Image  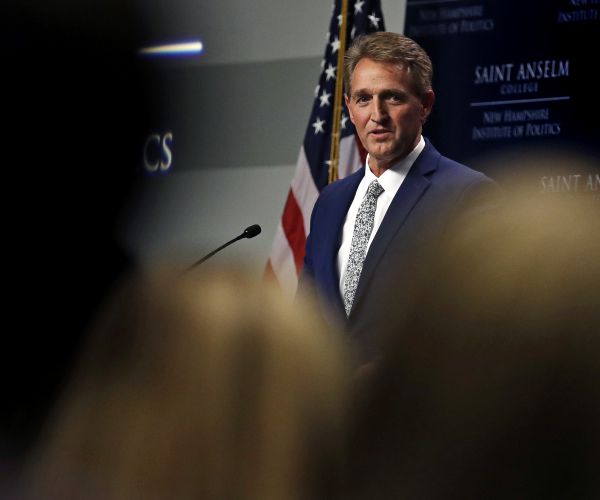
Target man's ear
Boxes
[421,90,436,123]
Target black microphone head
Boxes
[243,224,262,239]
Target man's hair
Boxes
[344,31,433,97]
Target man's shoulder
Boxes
[420,141,501,209]
[433,152,496,188]
[318,168,364,199]
[431,154,503,213]
[422,138,493,183]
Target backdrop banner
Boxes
[405,0,600,198]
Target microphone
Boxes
[185,224,262,271]
[242,224,262,238]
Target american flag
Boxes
[266,0,385,298]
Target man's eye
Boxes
[355,95,370,103]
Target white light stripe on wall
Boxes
[470,96,571,107]
[139,41,203,56]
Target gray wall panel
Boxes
[135,0,406,65]
[147,57,320,170]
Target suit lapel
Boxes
[350,142,440,314]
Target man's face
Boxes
[345,58,434,173]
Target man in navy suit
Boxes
[302,32,500,363]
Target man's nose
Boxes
[370,98,388,122]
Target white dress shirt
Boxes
[337,136,425,296]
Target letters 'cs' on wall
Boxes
[143,132,173,174]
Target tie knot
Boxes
[367,179,384,199]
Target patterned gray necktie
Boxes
[343,179,384,316]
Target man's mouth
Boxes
[369,128,392,138]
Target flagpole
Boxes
[328,0,349,184]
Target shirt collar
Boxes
[364,136,425,193]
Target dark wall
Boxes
[3,0,150,459]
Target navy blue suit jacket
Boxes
[302,138,500,361]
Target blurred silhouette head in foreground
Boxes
[348,169,600,500]
[24,268,350,500]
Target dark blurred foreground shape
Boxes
[20,268,350,500]
[3,0,149,460]
[347,171,600,500]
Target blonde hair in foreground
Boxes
[26,268,349,500]
[348,186,600,500]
